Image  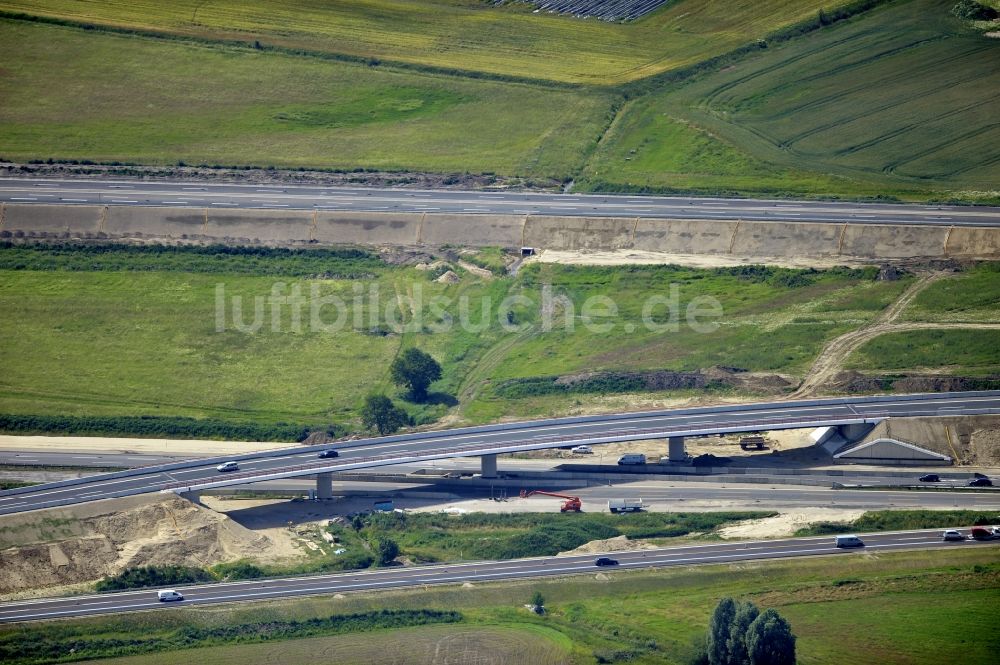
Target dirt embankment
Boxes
[0,495,302,599]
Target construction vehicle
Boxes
[519,489,583,512]
[739,436,767,451]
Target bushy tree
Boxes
[375,537,400,566]
[951,0,999,20]
[707,597,737,665]
[726,600,760,665]
[389,348,442,402]
[746,609,796,665]
[531,590,545,608]
[360,394,408,435]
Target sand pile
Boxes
[0,494,295,598]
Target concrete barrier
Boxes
[206,209,314,244]
[2,204,103,236]
[634,218,738,254]
[5,204,1000,262]
[734,220,843,257]
[105,206,208,239]
[523,215,635,250]
[945,226,1000,258]
[314,211,422,245]
[840,224,949,259]
[420,214,524,247]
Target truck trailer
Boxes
[608,498,644,513]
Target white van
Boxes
[835,535,864,548]
[617,454,646,466]
[157,589,184,602]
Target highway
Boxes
[3,177,1000,226]
[2,391,1000,516]
[0,529,994,623]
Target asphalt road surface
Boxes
[0,530,993,623]
[2,392,999,516]
[2,178,999,226]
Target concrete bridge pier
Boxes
[180,490,201,506]
[480,454,498,479]
[667,436,687,462]
[316,472,334,500]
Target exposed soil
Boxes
[0,494,302,599]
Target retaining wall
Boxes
[3,204,1000,261]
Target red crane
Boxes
[519,489,583,512]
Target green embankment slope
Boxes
[579,0,1000,200]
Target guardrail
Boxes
[160,414,890,492]
[4,391,997,500]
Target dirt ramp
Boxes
[0,494,287,598]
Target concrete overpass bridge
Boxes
[2,391,999,515]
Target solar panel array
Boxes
[513,0,670,21]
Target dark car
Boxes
[918,474,940,482]
[970,527,994,541]
[594,557,619,567]
[973,472,988,479]
[317,449,339,459]
[969,477,993,487]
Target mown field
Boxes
[0,0,839,85]
[0,245,915,431]
[0,18,611,176]
[3,548,998,665]
[579,0,1000,200]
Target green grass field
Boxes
[0,18,611,176]
[902,264,1000,323]
[0,0,995,200]
[3,548,997,665]
[0,0,838,85]
[846,329,1000,375]
[579,0,1000,200]
[0,249,914,431]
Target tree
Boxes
[375,537,399,566]
[951,0,998,20]
[726,600,760,665]
[360,394,408,435]
[531,590,545,608]
[746,609,796,665]
[389,348,442,402]
[707,597,737,665]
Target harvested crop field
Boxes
[580,0,1000,199]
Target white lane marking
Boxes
[0,539,968,620]
[62,198,87,202]
[210,202,237,206]
[110,199,138,203]
[10,197,37,200]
